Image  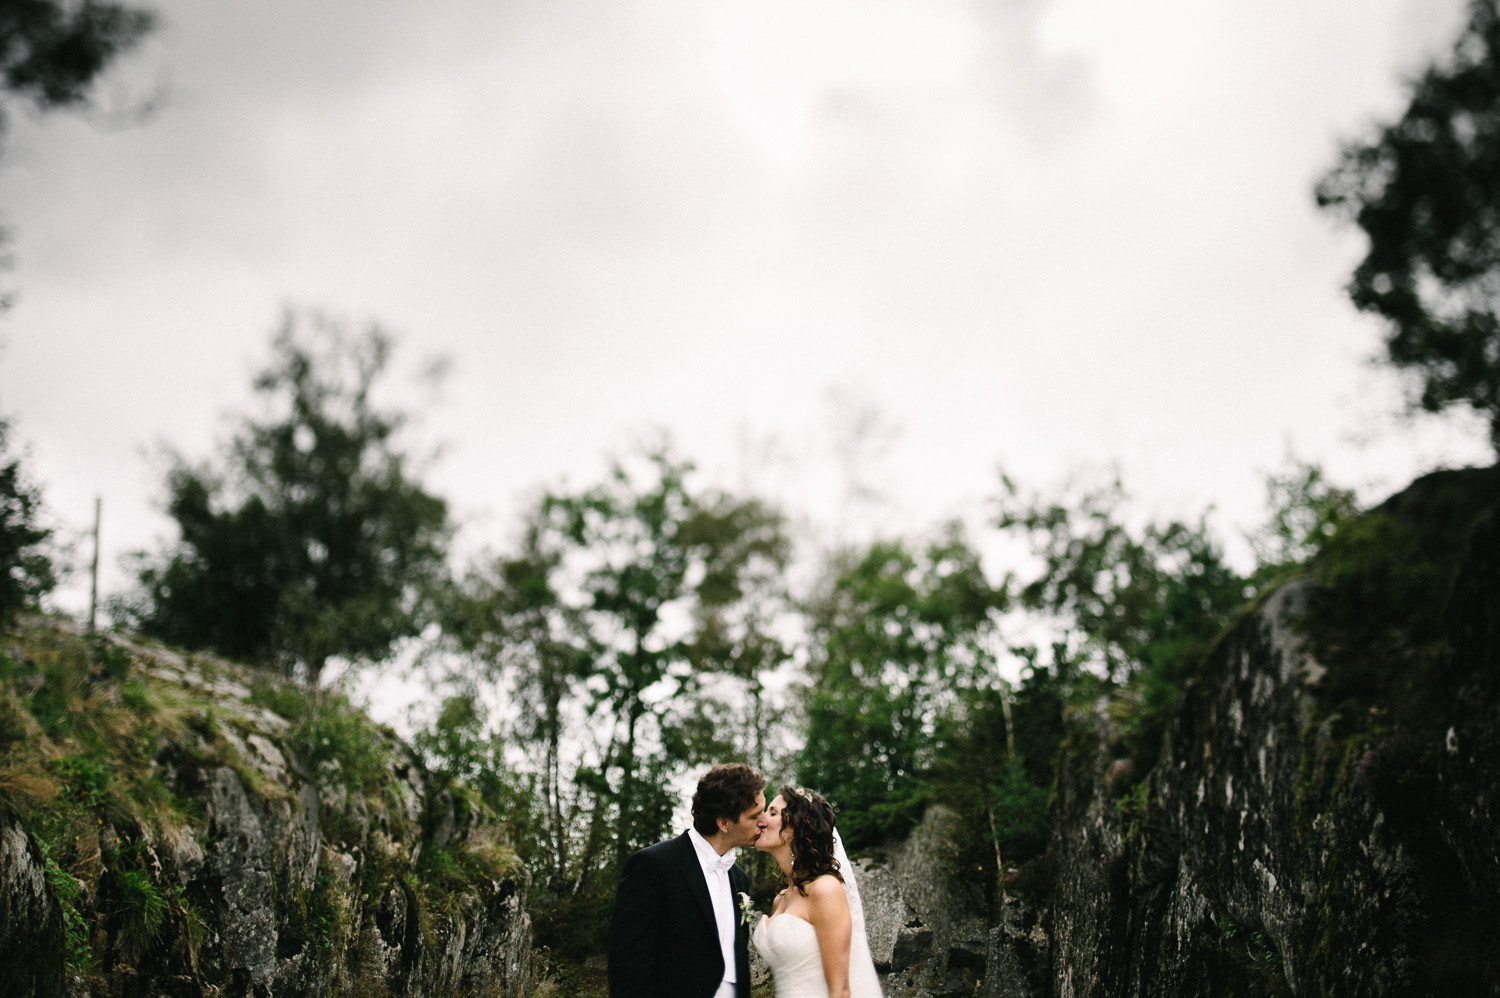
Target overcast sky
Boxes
[0,0,1493,627]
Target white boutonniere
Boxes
[737,890,759,923]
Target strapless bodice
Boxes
[752,914,829,998]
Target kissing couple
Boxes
[608,763,883,998]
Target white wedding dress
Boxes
[754,914,831,997]
[751,832,883,998]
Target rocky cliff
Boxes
[1029,465,1500,996]
[0,622,532,998]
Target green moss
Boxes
[1289,468,1500,849]
[278,868,348,959]
[1114,780,1153,844]
[1305,468,1499,718]
[5,617,531,995]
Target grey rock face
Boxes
[853,857,908,969]
[202,765,281,986]
[0,628,533,998]
[849,806,995,997]
[0,820,64,998]
[1042,470,1500,996]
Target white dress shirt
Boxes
[687,827,738,996]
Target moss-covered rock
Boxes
[1041,466,1500,996]
[0,619,533,998]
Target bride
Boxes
[751,786,883,998]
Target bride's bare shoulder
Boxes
[803,874,849,906]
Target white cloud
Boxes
[0,0,1490,628]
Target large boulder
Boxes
[852,806,994,998]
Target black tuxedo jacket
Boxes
[608,831,752,998]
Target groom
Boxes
[608,763,767,998]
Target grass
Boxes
[0,618,300,976]
[114,867,168,959]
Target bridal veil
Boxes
[832,830,884,998]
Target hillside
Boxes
[0,621,532,998]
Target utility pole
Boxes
[88,497,101,632]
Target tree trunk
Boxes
[751,678,764,774]
[614,694,643,873]
[546,704,565,883]
[573,738,617,897]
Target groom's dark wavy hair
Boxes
[780,785,843,896]
[691,763,766,837]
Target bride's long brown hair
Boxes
[779,785,843,896]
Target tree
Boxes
[1246,458,1360,589]
[798,527,1007,846]
[0,0,155,138]
[678,490,796,774]
[443,516,589,887]
[447,448,791,894]
[995,470,1246,687]
[535,448,790,879]
[0,417,54,624]
[410,691,538,861]
[1316,0,1500,448]
[123,312,452,685]
[1,0,157,307]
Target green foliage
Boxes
[516,446,792,877]
[39,838,92,974]
[122,312,453,684]
[921,667,1061,892]
[294,690,390,797]
[1114,781,1152,844]
[1316,0,1500,447]
[0,0,155,132]
[799,527,1006,847]
[530,890,616,964]
[530,956,612,998]
[1214,908,1292,996]
[1306,466,1500,721]
[997,470,1247,686]
[1246,460,1360,586]
[442,521,586,885]
[246,675,309,721]
[994,469,1252,786]
[986,756,1051,861]
[539,453,699,862]
[414,694,491,783]
[0,419,56,625]
[412,692,540,860]
[278,869,346,959]
[112,867,166,959]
